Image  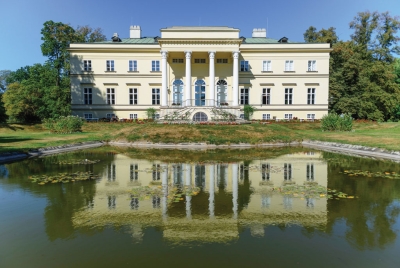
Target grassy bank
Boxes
[1,121,399,153]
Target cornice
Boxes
[158,38,243,45]
[240,47,333,53]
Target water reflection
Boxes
[70,152,328,243]
[1,149,400,251]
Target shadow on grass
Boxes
[0,136,34,144]
[0,123,25,131]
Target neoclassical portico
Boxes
[158,26,243,111]
[160,50,240,107]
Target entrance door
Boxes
[195,79,205,106]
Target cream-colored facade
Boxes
[72,152,327,243]
[69,26,331,121]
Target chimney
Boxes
[130,25,141,38]
[112,33,121,42]
[252,28,267,38]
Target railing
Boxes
[168,99,233,107]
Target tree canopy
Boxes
[305,11,400,121]
[1,20,106,123]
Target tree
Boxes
[0,70,11,93]
[75,25,107,43]
[376,12,400,62]
[307,11,400,121]
[243,105,256,120]
[304,26,338,46]
[2,63,70,122]
[41,20,79,86]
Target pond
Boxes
[1,147,400,267]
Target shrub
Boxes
[243,105,256,120]
[146,108,157,119]
[321,113,353,131]
[43,116,84,134]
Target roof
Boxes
[241,37,307,44]
[93,37,159,44]
[84,37,306,45]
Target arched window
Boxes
[172,80,183,105]
[217,80,227,105]
[195,79,206,106]
[192,112,208,121]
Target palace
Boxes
[69,26,331,121]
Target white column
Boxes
[161,51,168,106]
[209,165,215,219]
[185,51,192,106]
[161,164,168,220]
[232,51,239,106]
[208,51,216,106]
[232,163,238,219]
[185,164,192,220]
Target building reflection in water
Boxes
[72,152,327,243]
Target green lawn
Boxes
[1,121,399,153]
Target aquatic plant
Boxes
[28,171,100,185]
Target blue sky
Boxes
[1,0,399,71]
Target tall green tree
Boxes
[304,26,338,46]
[0,70,11,93]
[2,64,70,122]
[306,11,400,121]
[40,21,79,86]
[75,25,107,43]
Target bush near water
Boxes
[321,113,353,131]
[43,116,84,134]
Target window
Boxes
[308,60,316,71]
[239,114,245,119]
[106,60,114,71]
[172,59,184,63]
[217,80,227,104]
[284,163,292,180]
[285,60,294,71]
[285,88,293,105]
[129,60,137,71]
[152,164,160,181]
[217,59,228,64]
[84,113,93,119]
[262,88,270,105]
[262,60,271,71]
[173,80,183,105]
[307,164,314,181]
[108,196,116,209]
[154,114,160,120]
[130,164,138,181]
[130,114,138,119]
[84,60,92,71]
[285,114,293,119]
[240,88,249,105]
[307,88,315,105]
[307,114,315,120]
[130,196,139,210]
[173,164,183,185]
[261,163,270,181]
[129,88,137,105]
[106,113,116,119]
[195,165,206,188]
[262,114,270,120]
[240,60,249,71]
[152,60,160,71]
[106,88,115,104]
[152,88,160,105]
[194,59,206,63]
[152,197,161,209]
[84,88,92,104]
[192,112,208,121]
